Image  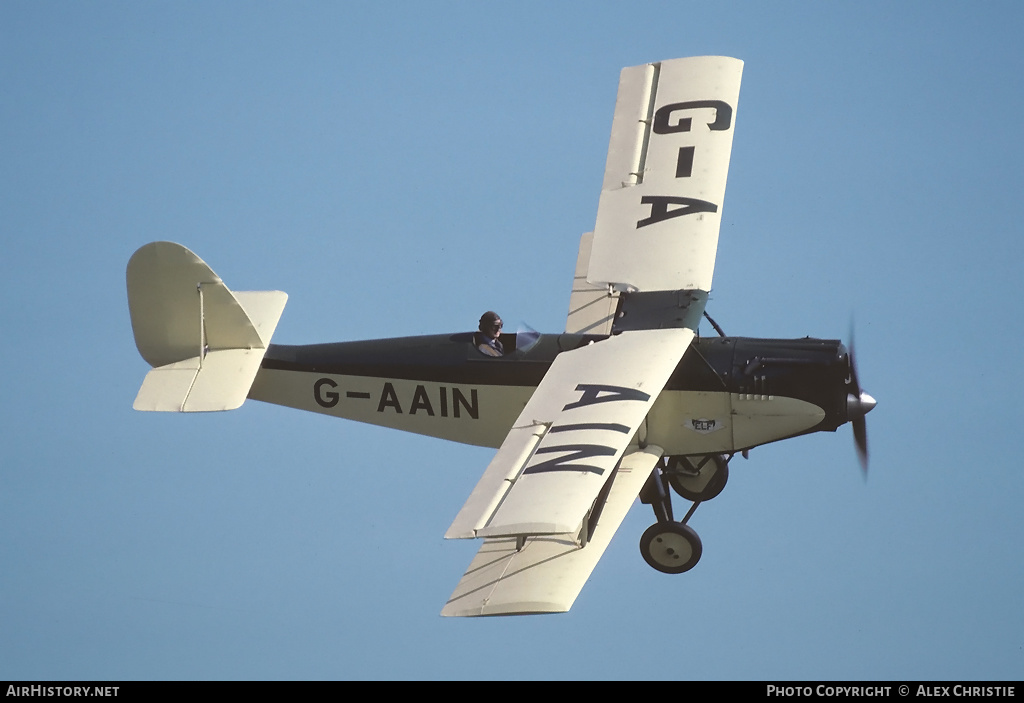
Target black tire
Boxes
[639,521,702,574]
[667,455,729,502]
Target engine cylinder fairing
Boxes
[728,337,852,434]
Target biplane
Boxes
[126,57,876,616]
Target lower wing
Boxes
[442,328,693,616]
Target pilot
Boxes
[475,311,504,357]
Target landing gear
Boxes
[638,454,731,574]
[666,454,729,502]
[640,521,702,574]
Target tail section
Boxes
[127,241,287,412]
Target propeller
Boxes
[845,330,876,475]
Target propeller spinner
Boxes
[845,335,876,474]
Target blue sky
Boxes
[3,1,1023,680]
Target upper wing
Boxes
[587,56,743,294]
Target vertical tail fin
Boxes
[126,241,287,412]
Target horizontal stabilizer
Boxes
[133,349,268,412]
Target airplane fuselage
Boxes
[249,332,854,456]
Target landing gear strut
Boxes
[638,454,730,574]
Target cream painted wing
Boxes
[442,328,692,616]
[445,328,692,541]
[442,446,664,617]
[587,56,742,294]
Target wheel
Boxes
[667,455,729,502]
[640,522,702,574]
